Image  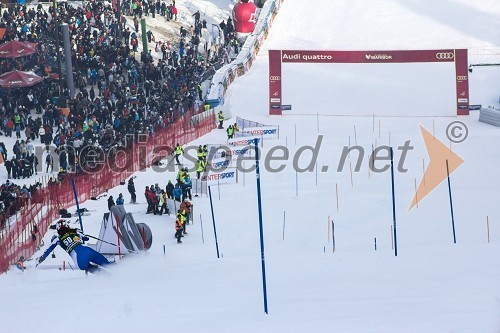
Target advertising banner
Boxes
[207,144,253,160]
[269,50,282,115]
[228,135,262,147]
[241,126,279,139]
[280,50,457,64]
[206,168,238,186]
[270,48,469,116]
[454,49,469,116]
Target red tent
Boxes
[0,41,36,58]
[0,70,43,88]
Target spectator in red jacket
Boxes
[145,186,158,214]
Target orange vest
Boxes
[175,219,183,230]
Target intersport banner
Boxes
[228,135,262,147]
[241,126,279,139]
[207,144,253,160]
[206,168,238,186]
[210,157,232,170]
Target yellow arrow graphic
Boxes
[409,126,464,210]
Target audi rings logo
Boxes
[435,52,454,60]
[270,76,281,81]
[456,75,468,81]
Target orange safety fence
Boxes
[0,107,215,273]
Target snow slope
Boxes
[2,0,500,332]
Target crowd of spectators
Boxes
[0,0,243,231]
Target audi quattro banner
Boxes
[241,126,279,139]
[206,168,238,186]
[228,135,263,147]
[280,50,458,63]
[269,49,469,116]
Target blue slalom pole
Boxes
[70,177,84,235]
[390,148,398,256]
[254,138,269,314]
[208,186,220,258]
[446,160,457,244]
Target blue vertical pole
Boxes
[70,177,84,235]
[208,186,220,258]
[446,160,457,244]
[390,148,398,256]
[254,138,269,314]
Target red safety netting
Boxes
[0,107,215,273]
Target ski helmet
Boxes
[55,219,69,233]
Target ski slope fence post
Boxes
[218,179,221,201]
[295,170,298,196]
[487,216,490,243]
[332,221,335,253]
[390,147,398,256]
[349,162,353,188]
[208,186,220,258]
[254,138,269,314]
[163,244,166,257]
[414,178,419,208]
[446,160,457,244]
[200,213,205,244]
[315,162,318,186]
[294,123,297,145]
[328,216,330,243]
[70,177,84,235]
[282,211,285,241]
[336,183,339,211]
[374,238,377,251]
[391,225,394,250]
[422,159,426,186]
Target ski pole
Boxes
[84,234,140,254]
